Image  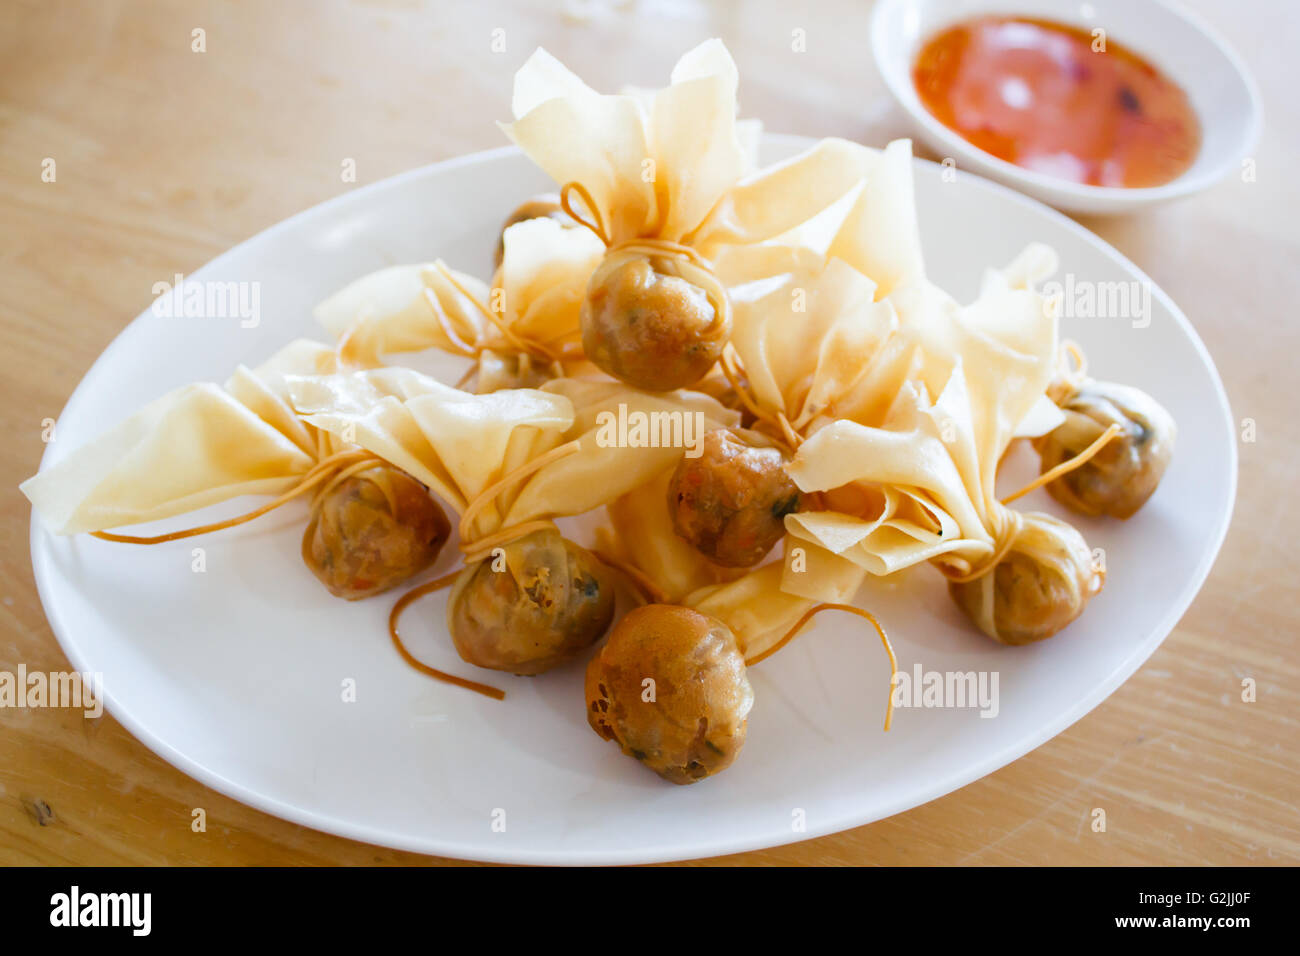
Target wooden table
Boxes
[2,0,1296,866]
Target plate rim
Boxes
[28,136,1238,864]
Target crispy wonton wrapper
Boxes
[315,221,605,376]
[784,250,1065,581]
[315,263,489,368]
[21,340,350,535]
[716,245,900,434]
[503,40,885,259]
[286,369,739,545]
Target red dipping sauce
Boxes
[913,17,1201,188]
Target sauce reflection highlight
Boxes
[913,17,1200,188]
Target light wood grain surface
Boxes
[2,0,1296,866]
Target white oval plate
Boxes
[30,137,1235,865]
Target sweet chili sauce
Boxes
[913,17,1200,188]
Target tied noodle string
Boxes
[600,239,731,339]
[559,181,611,246]
[389,440,591,699]
[311,422,328,463]
[1000,422,1123,506]
[418,262,582,375]
[314,456,397,514]
[419,281,479,358]
[719,346,811,451]
[776,412,802,453]
[559,180,732,343]
[1048,339,1089,405]
[1062,339,1088,386]
[717,347,801,456]
[453,363,478,391]
[300,457,403,563]
[336,279,484,365]
[933,420,1123,584]
[745,603,898,732]
[388,570,505,701]
[560,181,687,258]
[936,507,1024,585]
[717,347,768,423]
[90,448,381,545]
[339,265,480,361]
[433,262,568,365]
[460,519,560,566]
[456,439,584,564]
